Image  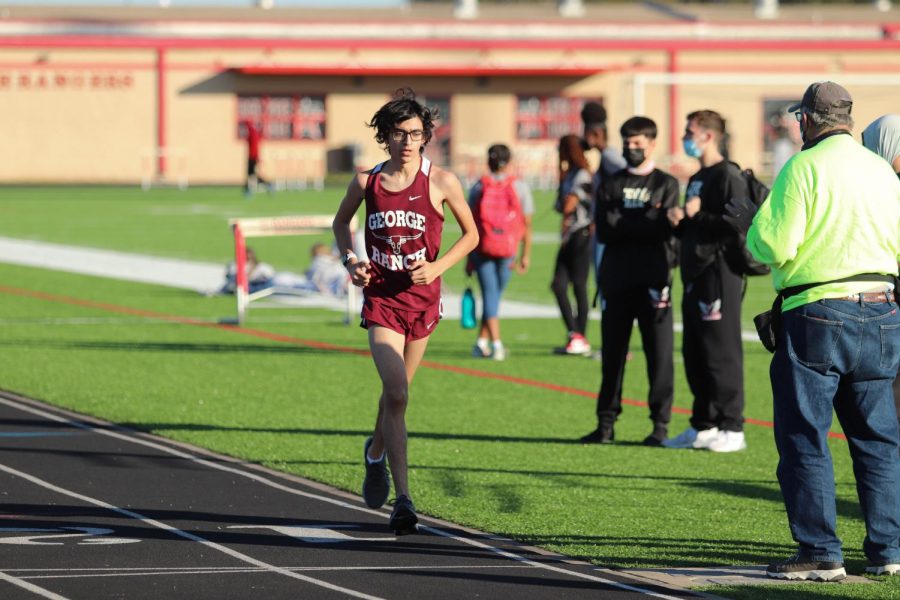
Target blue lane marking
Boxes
[0,432,81,438]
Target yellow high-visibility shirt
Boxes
[747,132,900,312]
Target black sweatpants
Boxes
[595,284,674,427]
[551,227,592,336]
[681,258,745,432]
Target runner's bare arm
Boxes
[333,172,372,287]
[409,167,479,286]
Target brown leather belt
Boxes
[840,291,894,303]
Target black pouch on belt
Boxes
[753,273,898,354]
[753,295,783,354]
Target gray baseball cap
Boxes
[788,81,853,115]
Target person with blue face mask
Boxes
[664,110,750,454]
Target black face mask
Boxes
[623,147,646,168]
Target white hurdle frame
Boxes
[229,215,357,325]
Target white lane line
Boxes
[0,463,383,600]
[421,525,687,600]
[0,571,69,600]
[0,394,685,598]
[17,564,532,580]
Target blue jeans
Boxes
[472,253,513,320]
[772,296,900,565]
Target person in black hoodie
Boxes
[664,109,749,453]
[579,116,679,445]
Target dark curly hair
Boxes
[367,87,439,149]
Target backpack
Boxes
[474,175,524,258]
[722,165,771,277]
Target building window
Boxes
[237,95,326,141]
[516,96,597,140]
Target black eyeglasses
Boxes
[390,129,425,142]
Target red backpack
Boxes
[474,175,524,258]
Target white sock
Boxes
[366,448,385,464]
[492,340,504,350]
[476,337,490,350]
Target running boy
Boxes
[332,88,479,534]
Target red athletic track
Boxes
[0,283,849,442]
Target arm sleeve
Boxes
[594,179,622,244]
[746,161,807,267]
[594,178,629,244]
[574,169,593,201]
[692,167,749,238]
[514,180,535,215]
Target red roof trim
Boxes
[0,35,898,52]
[235,65,603,77]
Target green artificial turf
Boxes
[0,187,895,600]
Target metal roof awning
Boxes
[233,64,603,77]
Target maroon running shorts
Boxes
[360,298,442,342]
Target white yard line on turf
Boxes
[0,393,689,599]
[0,571,69,600]
[0,237,223,293]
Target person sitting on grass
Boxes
[218,247,274,295]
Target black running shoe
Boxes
[766,554,846,582]
[389,495,418,535]
[362,437,390,509]
[579,426,614,444]
[642,424,668,447]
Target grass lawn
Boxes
[0,186,896,599]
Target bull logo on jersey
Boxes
[370,231,424,254]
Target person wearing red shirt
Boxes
[332,88,478,534]
[243,119,270,196]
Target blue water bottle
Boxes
[461,287,477,329]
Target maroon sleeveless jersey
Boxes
[363,157,444,310]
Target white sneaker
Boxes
[492,342,507,361]
[866,563,900,576]
[708,430,747,453]
[564,333,591,356]
[662,427,720,449]
[472,343,490,358]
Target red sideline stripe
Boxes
[0,284,846,441]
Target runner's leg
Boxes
[368,325,414,498]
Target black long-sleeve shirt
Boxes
[676,160,749,282]
[595,168,679,295]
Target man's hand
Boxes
[409,260,440,286]
[347,261,372,287]
[723,196,757,234]
[684,196,701,218]
[666,206,685,227]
